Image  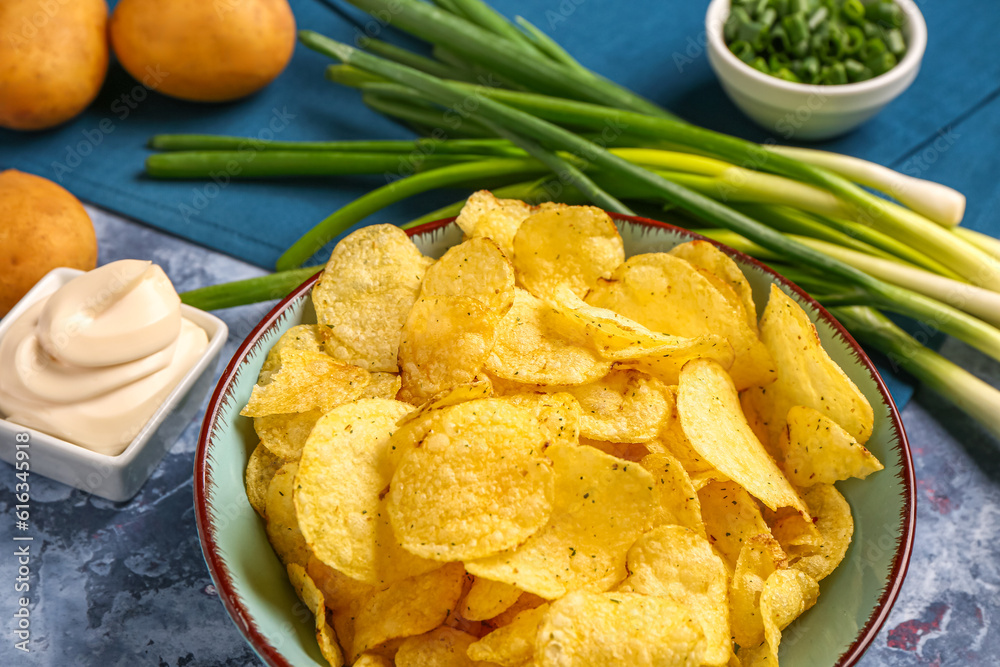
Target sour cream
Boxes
[0,260,208,455]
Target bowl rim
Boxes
[194,214,915,667]
[705,0,928,97]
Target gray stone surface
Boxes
[1,207,998,666]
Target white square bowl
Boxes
[0,267,228,501]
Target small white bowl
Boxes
[706,0,927,140]
[0,267,228,501]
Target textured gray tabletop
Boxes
[1,206,998,666]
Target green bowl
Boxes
[194,216,914,667]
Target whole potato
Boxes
[0,170,98,316]
[110,0,296,103]
[0,0,109,131]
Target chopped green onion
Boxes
[179,266,322,310]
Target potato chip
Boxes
[555,369,671,443]
[788,484,854,581]
[362,372,403,400]
[466,443,655,599]
[729,535,787,648]
[399,295,500,405]
[640,452,705,536]
[395,627,490,667]
[353,654,393,667]
[698,481,774,569]
[295,399,437,587]
[760,569,820,658]
[455,190,536,259]
[678,359,806,513]
[669,241,758,330]
[460,578,523,622]
[245,442,283,517]
[241,349,371,417]
[421,237,515,314]
[583,439,652,462]
[498,392,582,449]
[258,324,329,385]
[350,563,466,661]
[623,525,730,665]
[587,253,776,389]
[307,555,374,613]
[751,284,874,445]
[656,387,716,479]
[513,205,624,298]
[313,224,433,372]
[781,405,884,486]
[740,389,778,460]
[486,289,611,386]
[287,562,346,667]
[265,461,311,568]
[467,604,549,667]
[389,399,554,561]
[535,591,705,667]
[254,409,323,460]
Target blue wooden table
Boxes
[1,1,999,665]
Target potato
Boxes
[0,170,98,316]
[110,0,296,102]
[0,0,109,130]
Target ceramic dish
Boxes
[195,215,915,666]
[0,267,228,501]
[706,0,927,140]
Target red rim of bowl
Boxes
[194,214,915,667]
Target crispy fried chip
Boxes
[623,526,730,665]
[307,555,374,613]
[669,241,758,330]
[557,369,671,443]
[729,535,787,648]
[466,443,655,599]
[396,627,490,667]
[460,578,523,622]
[295,399,436,587]
[782,405,884,486]
[468,604,549,667]
[513,205,624,298]
[241,349,371,417]
[788,484,854,581]
[679,359,806,513]
[640,452,705,536]
[353,655,393,667]
[313,224,432,372]
[760,569,820,657]
[751,284,874,444]
[583,439,652,462]
[245,442,284,517]
[498,392,582,449]
[350,564,466,661]
[388,399,554,561]
[265,461,310,568]
[536,591,705,667]
[399,295,500,404]
[254,409,323,460]
[257,324,329,385]
[698,480,775,569]
[456,191,536,259]
[421,237,515,313]
[486,289,610,386]
[362,372,403,400]
[587,253,775,389]
[287,562,346,667]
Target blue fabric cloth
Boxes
[2,0,999,408]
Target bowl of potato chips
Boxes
[195,193,914,667]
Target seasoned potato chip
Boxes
[669,241,758,330]
[781,405,884,486]
[557,369,671,443]
[535,591,705,667]
[623,526,730,665]
[740,389,777,460]
[313,224,432,372]
[466,443,655,599]
[362,372,403,400]
[254,409,323,460]
[295,399,436,587]
[353,655,393,667]
[656,387,716,480]
[307,555,374,613]
[421,237,515,313]
[399,295,500,404]
[468,604,549,667]
[287,563,346,667]
[456,190,536,259]
[788,484,854,581]
[679,359,806,513]
[241,349,371,417]
[587,253,775,389]
[751,284,874,444]
[460,578,523,622]
[583,439,652,462]
[698,480,774,569]
[486,289,611,386]
[729,535,787,648]
[245,442,283,517]
[265,461,310,568]
[485,593,548,630]
[498,392,582,449]
[257,324,329,385]
[640,452,705,536]
[760,569,820,657]
[389,400,554,561]
[513,205,624,298]
[396,627,489,667]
